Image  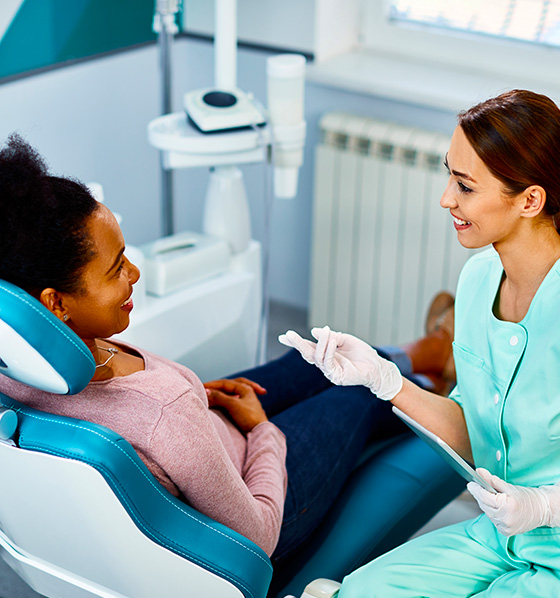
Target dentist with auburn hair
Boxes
[282,89,560,596]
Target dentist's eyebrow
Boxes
[444,153,477,183]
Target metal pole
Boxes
[158,24,174,236]
[154,1,180,237]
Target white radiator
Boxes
[309,112,474,346]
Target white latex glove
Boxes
[467,468,560,536]
[278,326,403,400]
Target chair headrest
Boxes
[0,280,95,394]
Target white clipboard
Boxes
[392,406,497,494]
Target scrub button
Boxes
[509,335,519,346]
[496,450,502,462]
[494,393,499,405]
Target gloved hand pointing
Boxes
[467,468,560,537]
[279,326,403,401]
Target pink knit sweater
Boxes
[0,342,287,556]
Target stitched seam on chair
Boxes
[17,410,272,576]
[1,287,92,363]
[28,444,255,593]
[19,430,265,596]
[18,443,257,597]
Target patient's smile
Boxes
[121,296,133,310]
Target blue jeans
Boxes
[233,347,432,562]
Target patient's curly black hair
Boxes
[0,134,99,297]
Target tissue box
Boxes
[140,232,230,296]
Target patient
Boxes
[0,134,455,561]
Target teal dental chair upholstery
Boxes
[0,279,464,598]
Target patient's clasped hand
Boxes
[279,326,403,400]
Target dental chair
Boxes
[0,279,464,598]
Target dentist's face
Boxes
[440,126,525,250]
[62,204,140,343]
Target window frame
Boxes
[361,0,560,86]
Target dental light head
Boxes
[183,0,266,133]
[184,88,266,133]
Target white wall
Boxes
[0,37,458,309]
[0,45,162,245]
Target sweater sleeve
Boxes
[150,390,287,556]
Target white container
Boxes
[203,166,251,253]
[140,231,230,297]
[267,54,306,126]
[267,54,307,199]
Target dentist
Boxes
[281,89,560,596]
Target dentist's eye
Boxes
[458,181,473,194]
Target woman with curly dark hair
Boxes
[0,133,454,568]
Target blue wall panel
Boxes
[0,0,155,80]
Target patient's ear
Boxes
[39,288,68,322]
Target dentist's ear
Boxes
[521,185,546,218]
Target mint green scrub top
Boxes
[450,248,560,561]
[338,249,560,597]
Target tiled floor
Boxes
[0,301,479,597]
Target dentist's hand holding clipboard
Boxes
[468,469,560,537]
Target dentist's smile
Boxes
[452,214,471,230]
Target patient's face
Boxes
[62,204,140,344]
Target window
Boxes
[360,1,560,88]
[389,0,560,48]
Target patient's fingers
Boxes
[233,377,267,394]
[278,330,317,364]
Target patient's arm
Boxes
[151,388,287,555]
